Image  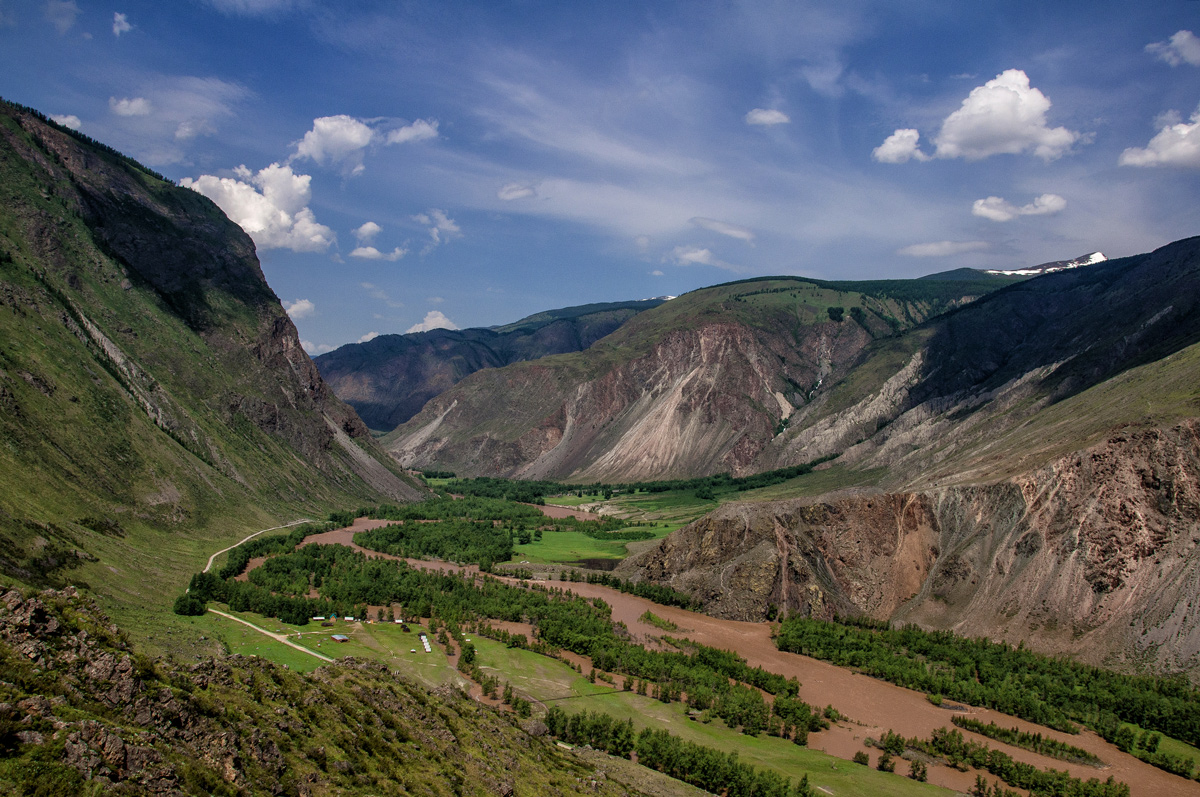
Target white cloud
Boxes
[44,0,78,34]
[386,118,438,144]
[357,331,379,344]
[180,163,335,252]
[498,182,536,201]
[972,193,1066,222]
[690,217,755,243]
[872,129,930,163]
[897,241,989,257]
[933,70,1079,161]
[650,269,665,276]
[361,282,404,308]
[206,0,294,15]
[1147,30,1200,67]
[666,245,739,271]
[50,113,81,130]
[112,11,131,36]
[406,310,459,333]
[110,96,151,117]
[413,209,461,250]
[350,246,407,261]
[745,108,790,126]
[284,298,315,319]
[300,340,335,355]
[354,221,382,244]
[1119,108,1200,168]
[293,114,375,168]
[427,296,445,304]
[174,118,216,140]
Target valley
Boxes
[2,93,1199,797]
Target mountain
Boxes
[315,298,666,431]
[609,237,1200,675]
[381,274,1024,480]
[984,251,1107,277]
[0,100,422,648]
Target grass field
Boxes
[511,524,675,566]
[1117,722,1200,772]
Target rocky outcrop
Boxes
[620,420,1200,678]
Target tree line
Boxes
[775,616,1200,748]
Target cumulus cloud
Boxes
[44,0,78,34]
[650,269,665,276]
[934,70,1079,161]
[897,241,989,257]
[745,108,790,126]
[284,298,315,319]
[667,245,739,271]
[876,70,1080,163]
[872,129,930,163]
[1147,30,1200,67]
[350,246,407,261]
[293,114,374,171]
[112,11,131,36]
[690,217,755,243]
[354,221,382,244]
[357,331,379,344]
[1119,107,1200,168]
[413,209,460,250]
[50,113,81,130]
[972,193,1066,222]
[406,310,459,334]
[386,118,438,144]
[110,96,151,116]
[300,340,335,355]
[180,163,335,252]
[498,182,536,201]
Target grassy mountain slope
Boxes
[384,276,1001,480]
[315,299,665,431]
[0,100,422,652]
[0,586,647,797]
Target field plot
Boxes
[511,527,672,566]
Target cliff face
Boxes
[385,238,1200,490]
[315,301,664,431]
[0,101,421,598]
[619,420,1200,676]
[384,277,989,481]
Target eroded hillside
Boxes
[619,419,1200,676]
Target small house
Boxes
[331,634,350,643]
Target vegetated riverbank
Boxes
[198,513,1197,797]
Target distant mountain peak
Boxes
[985,251,1106,277]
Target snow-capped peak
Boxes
[985,252,1106,277]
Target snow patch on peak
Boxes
[985,252,1106,277]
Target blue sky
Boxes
[3,1,1199,353]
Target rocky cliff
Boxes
[384,238,1200,490]
[315,299,664,431]
[0,100,421,618]
[618,419,1200,677]
[385,277,996,480]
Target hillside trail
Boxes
[243,516,1198,797]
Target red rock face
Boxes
[621,420,1200,678]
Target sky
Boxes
[2,1,1199,354]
